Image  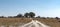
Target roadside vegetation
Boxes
[0,12,60,27]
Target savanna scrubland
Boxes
[0,18,60,27]
[0,12,60,27]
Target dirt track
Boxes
[0,18,60,27]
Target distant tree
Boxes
[0,16,4,18]
[41,17,46,19]
[8,16,13,18]
[29,12,35,18]
[47,17,50,19]
[24,13,29,18]
[47,17,49,18]
[16,14,23,17]
[36,16,40,18]
[55,17,59,19]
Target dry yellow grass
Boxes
[0,18,60,27]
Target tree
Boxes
[55,17,59,19]
[8,16,13,18]
[36,16,40,18]
[16,14,23,17]
[24,13,29,18]
[42,17,46,19]
[0,16,4,18]
[29,12,35,18]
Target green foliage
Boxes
[24,13,29,18]
[16,14,23,17]
[24,12,35,18]
[29,12,35,18]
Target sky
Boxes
[0,0,60,17]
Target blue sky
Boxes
[0,0,60,17]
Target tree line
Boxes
[14,12,35,18]
[0,12,37,18]
[0,12,59,19]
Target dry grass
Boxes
[0,18,60,27]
